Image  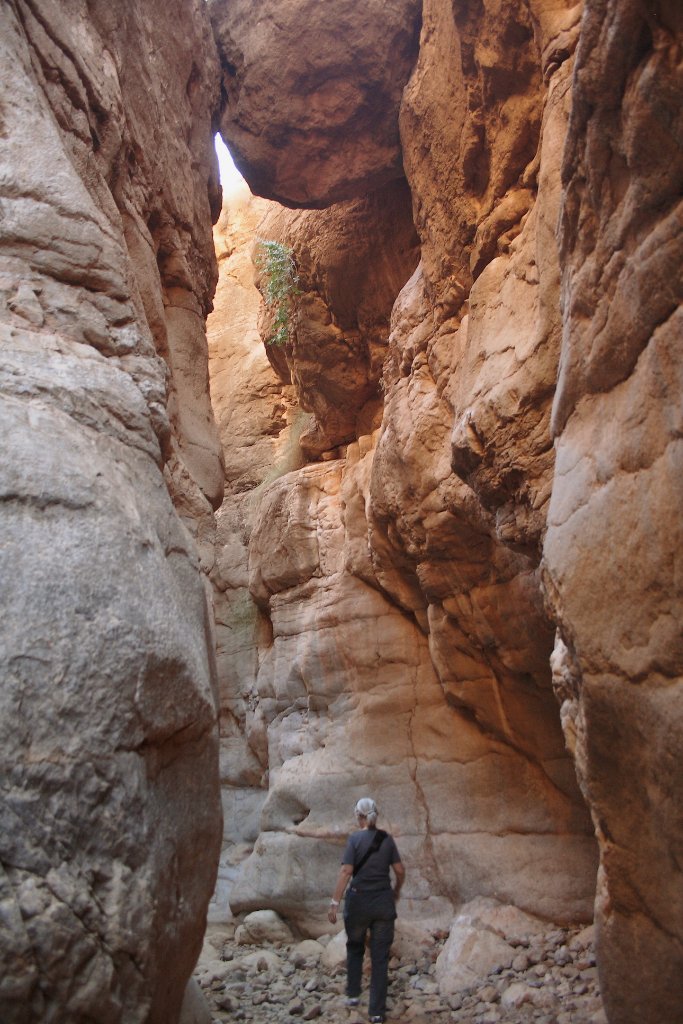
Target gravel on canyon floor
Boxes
[195,920,605,1024]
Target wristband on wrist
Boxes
[330,898,339,906]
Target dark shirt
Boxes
[342,827,401,892]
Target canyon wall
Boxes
[210,0,682,1021]
[0,2,223,1022]
[209,0,598,930]
[544,1,683,1020]
[1,0,679,1022]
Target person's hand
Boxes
[392,886,402,901]
[327,904,338,924]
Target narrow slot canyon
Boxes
[0,3,681,1024]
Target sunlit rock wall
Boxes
[206,183,304,920]
[209,0,682,1018]
[209,0,597,934]
[236,447,596,935]
[0,2,223,1021]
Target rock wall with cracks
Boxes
[544,1,683,1021]
[0,2,224,1022]
[3,0,677,1020]
[210,0,682,1020]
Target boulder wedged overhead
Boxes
[0,1,223,1020]
[209,0,422,207]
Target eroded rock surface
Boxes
[209,0,422,206]
[256,179,420,456]
[543,2,683,1021]
[207,183,304,921]
[209,0,596,936]
[237,452,595,930]
[209,2,682,1021]
[0,2,223,1021]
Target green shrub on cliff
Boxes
[255,239,300,346]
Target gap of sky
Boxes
[214,133,248,197]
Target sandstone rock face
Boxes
[232,448,595,933]
[206,184,305,922]
[256,179,420,455]
[207,0,596,939]
[543,2,683,1022]
[0,2,223,1021]
[399,0,549,320]
[205,1,682,1021]
[209,0,422,206]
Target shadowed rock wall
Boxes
[0,2,224,1021]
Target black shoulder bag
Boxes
[353,829,387,877]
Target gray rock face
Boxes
[0,1,223,1021]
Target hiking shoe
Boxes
[345,997,360,1007]
[369,1017,385,1023]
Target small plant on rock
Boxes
[255,238,300,346]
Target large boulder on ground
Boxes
[179,979,214,1024]
[235,909,295,946]
[435,898,547,997]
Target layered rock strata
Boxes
[0,2,223,1021]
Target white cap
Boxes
[354,797,378,821]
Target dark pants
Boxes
[344,889,396,1020]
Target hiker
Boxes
[328,798,405,1024]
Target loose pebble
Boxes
[198,919,604,1023]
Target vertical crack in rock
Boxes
[405,672,450,906]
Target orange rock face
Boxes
[208,1,683,1019]
[544,2,683,1021]
[255,179,420,456]
[2,0,679,1020]
[208,0,597,938]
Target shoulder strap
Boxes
[352,830,387,877]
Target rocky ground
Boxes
[195,918,605,1024]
